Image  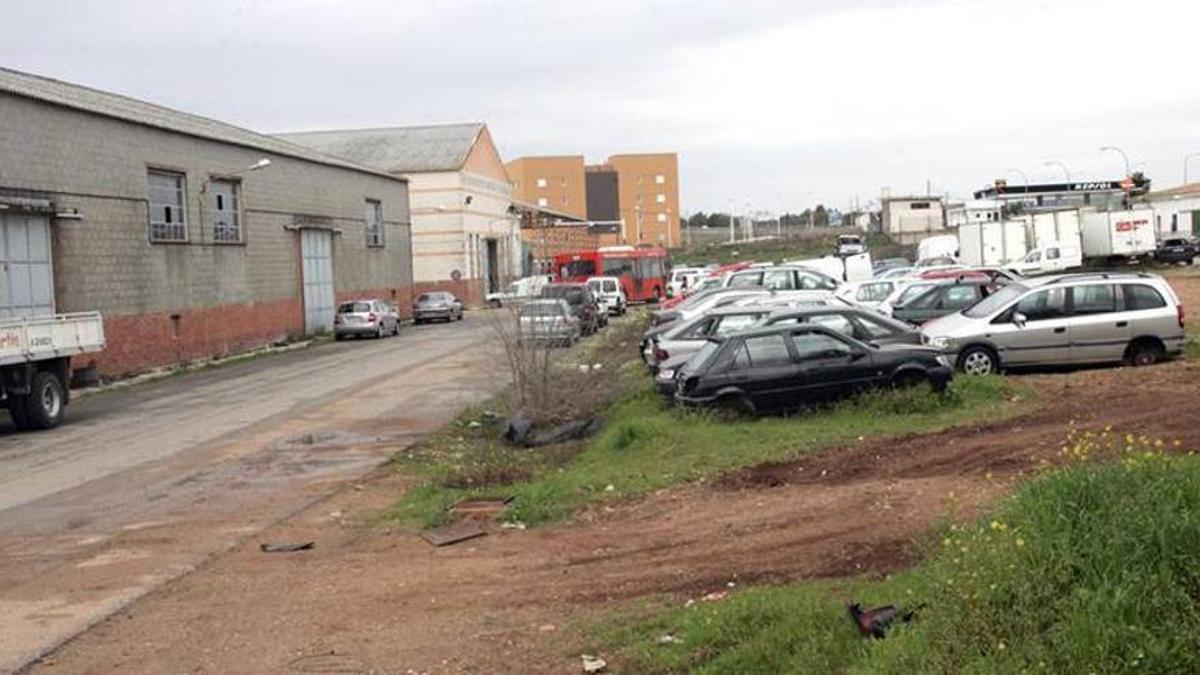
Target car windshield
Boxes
[963,282,1028,318]
[521,302,562,316]
[339,302,371,313]
[681,339,722,374]
[896,284,933,304]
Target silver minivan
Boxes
[921,272,1186,375]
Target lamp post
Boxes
[1005,167,1029,185]
[1184,151,1200,184]
[198,158,271,236]
[727,198,736,244]
[1044,161,1071,181]
[1100,145,1131,176]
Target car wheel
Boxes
[712,394,754,420]
[1125,340,1164,367]
[23,371,65,430]
[890,370,929,390]
[335,333,345,342]
[957,345,998,376]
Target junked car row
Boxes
[516,276,629,346]
[638,258,1186,415]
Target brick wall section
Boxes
[0,92,414,377]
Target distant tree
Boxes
[814,204,829,228]
[707,212,731,230]
[687,212,707,230]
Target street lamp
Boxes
[1044,161,1071,181]
[1184,151,1200,184]
[198,157,272,224]
[1100,146,1131,176]
[727,198,736,244]
[1005,167,1029,185]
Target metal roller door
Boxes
[0,213,55,319]
[301,228,335,335]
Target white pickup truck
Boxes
[0,312,105,430]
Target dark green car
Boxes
[891,280,997,325]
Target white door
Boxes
[301,228,335,335]
[0,213,54,319]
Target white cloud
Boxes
[1,0,1197,213]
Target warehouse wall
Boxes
[0,92,413,376]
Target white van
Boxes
[1006,241,1082,276]
[667,267,704,298]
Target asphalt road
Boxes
[0,315,504,673]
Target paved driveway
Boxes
[0,315,504,673]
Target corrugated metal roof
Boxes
[276,124,485,174]
[0,67,401,180]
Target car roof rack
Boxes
[1044,271,1154,285]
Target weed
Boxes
[589,433,1200,674]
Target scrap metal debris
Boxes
[420,520,486,547]
[259,541,315,553]
[449,496,513,516]
[581,654,607,673]
[504,412,602,448]
[847,602,923,639]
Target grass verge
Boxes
[388,374,1028,529]
[585,434,1200,674]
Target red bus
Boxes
[553,246,669,302]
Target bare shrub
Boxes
[486,304,646,425]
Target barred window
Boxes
[365,199,384,247]
[211,179,241,243]
[148,170,187,242]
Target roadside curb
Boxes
[71,339,317,400]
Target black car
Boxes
[673,325,953,415]
[891,280,997,325]
[757,306,919,345]
[540,283,601,335]
[1153,237,1197,265]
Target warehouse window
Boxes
[365,199,384,247]
[909,202,931,210]
[148,170,188,242]
[210,179,241,243]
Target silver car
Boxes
[518,299,580,346]
[644,306,773,369]
[334,299,400,340]
[412,291,464,324]
[922,272,1186,375]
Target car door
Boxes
[790,329,877,403]
[992,286,1071,366]
[1068,283,1129,363]
[736,334,801,411]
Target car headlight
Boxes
[657,368,675,380]
[929,336,951,350]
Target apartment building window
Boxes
[148,170,188,242]
[537,197,548,207]
[656,193,666,204]
[656,213,667,223]
[536,178,547,188]
[365,199,384,247]
[210,179,242,243]
[655,174,665,184]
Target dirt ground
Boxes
[31,277,1200,675]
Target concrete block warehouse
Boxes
[0,67,414,377]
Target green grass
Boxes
[586,437,1200,674]
[388,375,1026,529]
[671,232,912,267]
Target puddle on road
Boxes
[275,430,387,452]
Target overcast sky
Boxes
[4,0,1198,214]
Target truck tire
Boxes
[23,371,65,430]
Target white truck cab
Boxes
[586,276,627,316]
[1007,240,1082,276]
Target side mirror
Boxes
[1013,312,1028,327]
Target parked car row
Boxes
[517,277,628,346]
[639,263,1185,416]
[334,291,467,341]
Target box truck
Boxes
[1080,209,1157,259]
[958,220,1029,267]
